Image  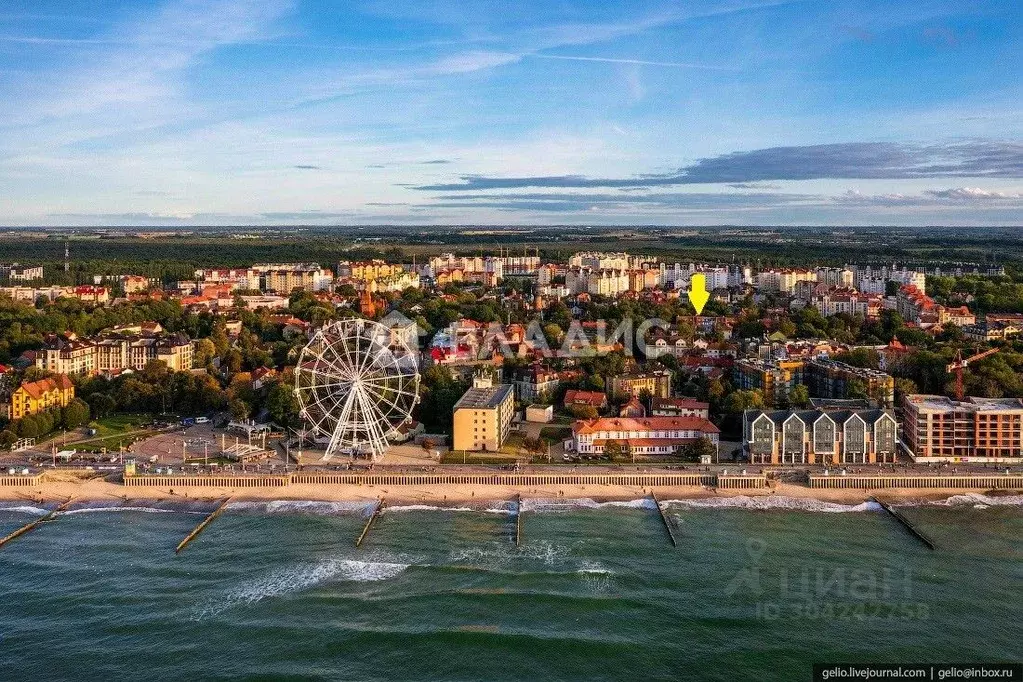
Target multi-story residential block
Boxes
[0,286,70,302]
[610,369,672,400]
[811,291,882,318]
[650,397,710,419]
[6,264,44,281]
[734,358,805,404]
[901,395,1023,462]
[805,359,895,406]
[260,266,333,293]
[573,416,720,457]
[755,269,817,293]
[37,331,194,375]
[452,383,515,452]
[9,375,74,421]
[816,268,855,289]
[744,408,898,464]
[193,268,260,291]
[962,320,1023,342]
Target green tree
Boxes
[788,384,811,408]
[678,436,717,462]
[62,398,91,430]
[0,429,17,449]
[603,440,624,462]
[265,382,300,428]
[229,399,250,422]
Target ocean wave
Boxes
[662,495,881,513]
[449,540,571,567]
[60,506,183,515]
[384,502,515,515]
[521,497,656,513]
[194,557,409,620]
[0,505,50,516]
[926,493,1023,508]
[227,500,376,515]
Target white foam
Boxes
[662,495,881,513]
[928,492,1023,508]
[521,497,656,513]
[449,540,571,567]
[0,505,50,516]
[577,560,613,576]
[227,500,375,515]
[60,506,180,515]
[195,557,409,620]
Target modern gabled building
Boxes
[743,408,898,464]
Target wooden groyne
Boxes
[175,498,231,554]
[0,498,73,549]
[809,474,1023,490]
[872,497,936,550]
[650,492,677,547]
[355,498,384,548]
[514,494,522,546]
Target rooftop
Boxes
[905,395,1023,412]
[454,384,514,411]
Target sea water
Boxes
[0,496,1020,681]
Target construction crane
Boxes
[946,347,1001,401]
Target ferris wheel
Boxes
[294,318,420,460]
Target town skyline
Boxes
[0,0,1020,227]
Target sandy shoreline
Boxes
[1,473,1013,507]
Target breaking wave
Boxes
[0,505,50,516]
[194,557,410,620]
[61,506,184,515]
[521,497,656,513]
[927,493,1023,508]
[663,495,882,513]
[228,500,376,515]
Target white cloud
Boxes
[924,186,1022,200]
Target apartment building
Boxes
[744,408,898,464]
[37,331,194,375]
[573,416,720,457]
[610,369,672,400]
[734,358,805,404]
[805,359,895,406]
[755,269,817,293]
[901,395,1023,462]
[452,383,515,452]
[6,264,44,281]
[9,375,75,421]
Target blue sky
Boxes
[0,0,1019,226]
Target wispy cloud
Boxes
[412,140,1023,190]
[530,54,737,71]
[292,164,322,170]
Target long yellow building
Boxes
[10,375,74,420]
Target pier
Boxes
[649,492,678,547]
[872,497,936,550]
[175,498,231,554]
[355,498,384,548]
[0,498,73,549]
[514,494,522,546]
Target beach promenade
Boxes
[2,467,1020,506]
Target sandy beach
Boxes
[1,471,1004,507]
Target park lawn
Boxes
[87,414,150,438]
[67,430,159,453]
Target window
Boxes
[783,417,804,455]
[844,418,866,455]
[875,416,896,454]
[751,417,774,455]
[814,417,836,454]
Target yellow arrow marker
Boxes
[687,273,710,315]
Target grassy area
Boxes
[67,430,159,453]
[86,414,150,438]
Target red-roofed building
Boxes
[563,390,608,410]
[573,416,719,457]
